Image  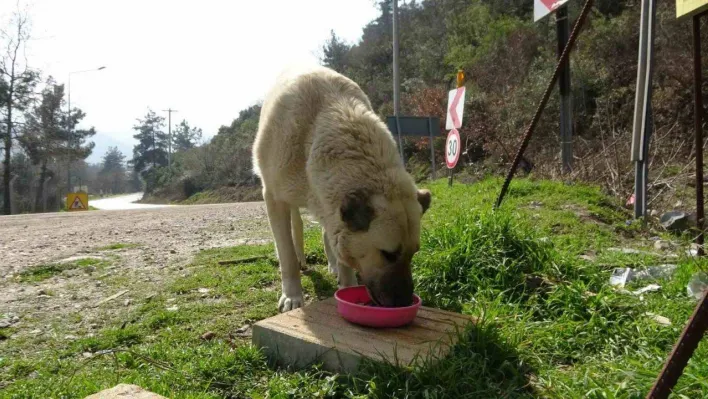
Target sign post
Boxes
[445,129,461,186]
[66,192,89,212]
[534,0,571,22]
[445,70,465,186]
[536,0,574,174]
[676,0,708,17]
[386,116,441,179]
[556,5,573,174]
[631,0,658,219]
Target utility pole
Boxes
[66,66,106,194]
[163,108,178,168]
[392,0,403,163]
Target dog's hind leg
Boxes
[291,206,306,270]
[322,229,338,275]
[263,189,303,312]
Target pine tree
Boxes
[172,120,202,152]
[130,109,168,174]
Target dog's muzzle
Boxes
[365,264,414,307]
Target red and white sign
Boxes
[534,0,570,22]
[445,129,461,169]
[445,87,465,130]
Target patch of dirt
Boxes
[0,202,272,347]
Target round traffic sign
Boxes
[445,129,461,169]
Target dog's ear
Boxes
[341,189,375,232]
[417,189,431,214]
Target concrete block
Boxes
[252,298,473,373]
[83,384,167,399]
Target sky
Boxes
[0,0,380,163]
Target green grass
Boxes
[17,258,109,283]
[2,177,707,398]
[97,243,140,251]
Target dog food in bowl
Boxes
[334,285,421,328]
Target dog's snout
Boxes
[369,264,414,307]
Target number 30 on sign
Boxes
[446,128,461,169]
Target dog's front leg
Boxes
[264,191,303,312]
[322,229,338,275]
[323,230,358,288]
[338,264,358,288]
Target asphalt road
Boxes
[90,193,171,210]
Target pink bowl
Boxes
[334,285,421,328]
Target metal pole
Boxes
[632,0,657,219]
[693,13,705,256]
[392,0,404,163]
[67,74,72,194]
[428,117,436,180]
[163,108,178,168]
[168,110,172,168]
[65,66,105,194]
[646,291,708,398]
[557,6,573,174]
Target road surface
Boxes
[90,193,172,210]
[0,201,284,344]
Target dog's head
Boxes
[333,186,431,307]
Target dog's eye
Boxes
[380,249,399,263]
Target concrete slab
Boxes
[252,298,474,373]
[83,384,167,399]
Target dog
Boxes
[252,64,431,312]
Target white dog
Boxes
[252,65,431,312]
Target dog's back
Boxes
[252,65,376,206]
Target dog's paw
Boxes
[327,261,338,275]
[278,294,304,312]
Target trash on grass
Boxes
[632,284,661,296]
[645,312,672,326]
[609,265,677,288]
[687,272,708,300]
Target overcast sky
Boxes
[0,0,379,162]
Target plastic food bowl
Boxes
[334,285,421,328]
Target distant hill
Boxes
[88,133,134,165]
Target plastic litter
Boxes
[687,272,708,300]
[633,284,661,296]
[609,264,678,288]
[645,312,671,326]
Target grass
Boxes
[17,258,109,283]
[2,177,707,398]
[96,243,140,251]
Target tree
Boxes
[172,120,202,152]
[0,8,39,215]
[65,103,97,190]
[322,30,351,73]
[131,109,168,174]
[98,146,127,194]
[21,78,67,210]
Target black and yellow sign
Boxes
[67,192,89,211]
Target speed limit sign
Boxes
[445,128,461,169]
